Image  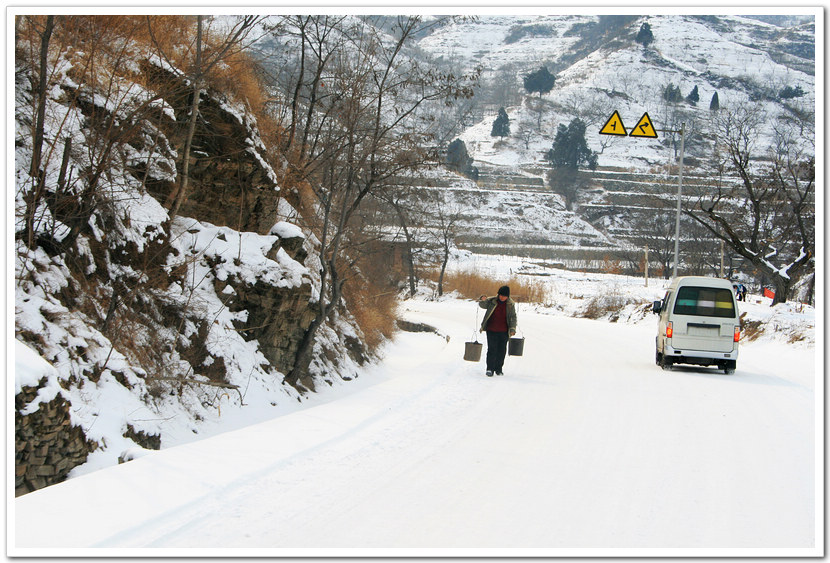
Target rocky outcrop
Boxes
[217,232,318,376]
[135,58,285,234]
[15,43,365,496]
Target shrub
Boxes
[780,85,805,99]
[446,139,479,180]
[491,107,510,137]
[663,83,683,103]
[504,24,556,44]
[581,291,636,321]
[686,85,700,105]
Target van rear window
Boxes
[673,286,736,318]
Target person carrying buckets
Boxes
[478,285,518,377]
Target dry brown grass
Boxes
[438,268,548,303]
[34,16,270,131]
[208,49,267,111]
[739,313,764,342]
[342,277,398,352]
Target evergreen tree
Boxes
[523,66,556,98]
[635,22,654,47]
[546,119,598,170]
[709,91,720,111]
[686,85,700,105]
[780,85,805,99]
[446,139,479,180]
[446,139,469,172]
[491,107,511,137]
[545,119,598,210]
[662,83,683,103]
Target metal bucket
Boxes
[508,336,525,356]
[464,341,483,362]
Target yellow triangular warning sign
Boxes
[600,111,627,136]
[629,112,658,138]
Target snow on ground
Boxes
[12,259,820,557]
[448,252,817,347]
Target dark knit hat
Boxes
[498,285,510,297]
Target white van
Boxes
[652,276,740,374]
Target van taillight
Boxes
[666,322,673,338]
[734,326,740,342]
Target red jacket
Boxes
[478,296,517,334]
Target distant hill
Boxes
[385,13,816,271]
[415,14,815,170]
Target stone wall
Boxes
[15,381,97,497]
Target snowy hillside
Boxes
[396,12,819,277]
[13,18,370,492]
[417,13,816,169]
[401,167,612,249]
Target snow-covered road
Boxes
[13,299,819,556]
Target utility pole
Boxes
[667,123,685,278]
[644,245,649,287]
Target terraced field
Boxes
[377,161,810,274]
[455,163,745,270]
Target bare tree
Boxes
[284,15,477,387]
[283,15,311,155]
[430,195,463,297]
[21,15,54,250]
[515,116,537,150]
[684,103,814,304]
[378,184,427,298]
[17,16,168,255]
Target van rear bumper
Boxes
[664,343,738,363]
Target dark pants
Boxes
[486,331,509,373]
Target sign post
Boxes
[600,112,685,279]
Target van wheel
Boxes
[722,360,736,375]
[659,355,673,371]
